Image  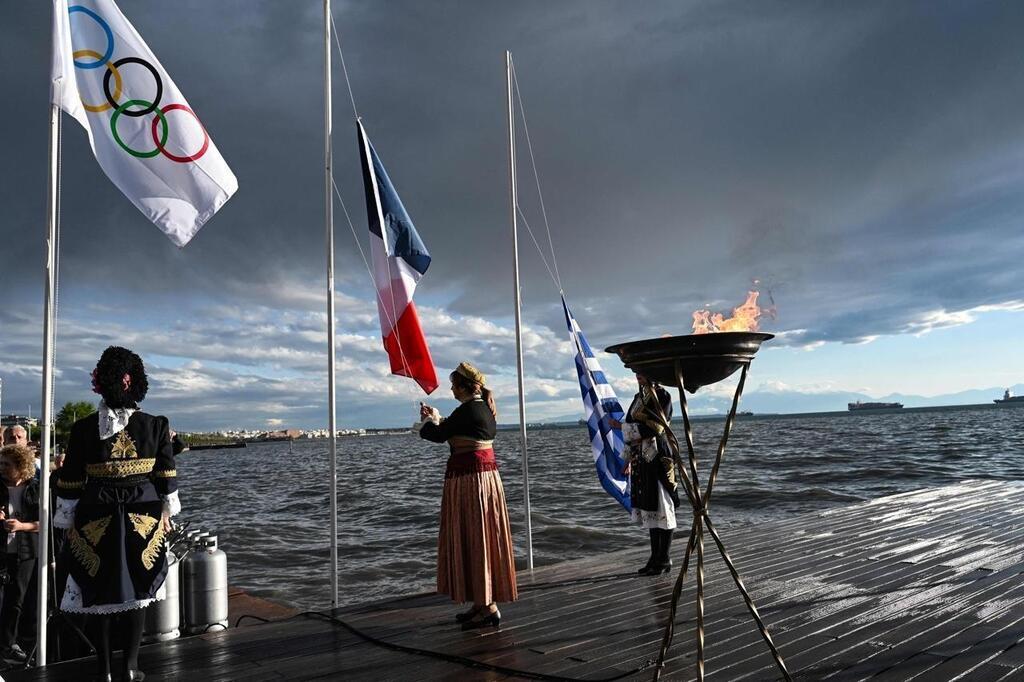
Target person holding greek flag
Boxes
[613,374,682,576]
[564,297,682,575]
[51,0,237,247]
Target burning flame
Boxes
[692,291,762,334]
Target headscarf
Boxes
[454,361,486,387]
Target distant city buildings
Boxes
[186,427,374,441]
[1,414,38,429]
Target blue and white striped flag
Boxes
[562,296,630,511]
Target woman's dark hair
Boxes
[94,346,149,408]
[450,370,497,418]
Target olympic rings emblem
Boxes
[68,5,209,164]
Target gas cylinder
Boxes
[143,553,180,642]
[182,535,229,634]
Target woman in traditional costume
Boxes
[416,362,517,629]
[0,443,41,664]
[618,373,681,575]
[54,347,179,681]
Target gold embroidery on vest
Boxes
[68,527,101,577]
[86,458,155,477]
[141,523,166,571]
[81,516,111,546]
[129,513,158,539]
[110,430,138,459]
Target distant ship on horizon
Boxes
[848,401,904,411]
[994,389,1024,405]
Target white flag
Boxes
[50,0,237,247]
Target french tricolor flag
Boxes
[357,120,439,394]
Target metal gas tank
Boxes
[182,535,229,634]
[143,553,180,642]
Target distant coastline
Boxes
[177,399,1022,444]
[508,400,1023,430]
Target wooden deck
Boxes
[10,479,1024,681]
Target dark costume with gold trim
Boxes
[56,411,176,612]
[624,385,681,528]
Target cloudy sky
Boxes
[2,0,1023,430]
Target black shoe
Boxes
[0,645,28,663]
[94,675,112,682]
[461,608,501,630]
[638,528,658,574]
[124,670,145,682]
[643,528,674,575]
[647,559,673,575]
[454,606,481,623]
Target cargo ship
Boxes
[848,401,903,411]
[994,389,1024,405]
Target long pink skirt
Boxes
[437,467,518,604]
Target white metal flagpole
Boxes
[36,84,61,668]
[324,0,340,608]
[507,51,534,570]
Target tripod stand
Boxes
[652,362,791,681]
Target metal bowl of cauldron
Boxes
[605,332,774,393]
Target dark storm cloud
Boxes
[3,1,1024,427]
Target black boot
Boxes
[648,529,673,575]
[638,529,658,574]
[660,529,674,571]
[121,609,146,681]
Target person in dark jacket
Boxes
[612,374,682,575]
[54,347,179,681]
[0,443,41,663]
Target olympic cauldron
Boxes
[605,331,773,393]
[604,330,791,682]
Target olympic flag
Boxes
[50,0,237,247]
[357,120,439,394]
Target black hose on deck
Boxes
[299,610,655,682]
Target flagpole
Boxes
[507,51,534,571]
[324,0,340,608]
[36,89,60,668]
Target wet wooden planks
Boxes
[11,479,1024,681]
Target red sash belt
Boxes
[445,448,498,479]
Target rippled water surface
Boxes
[176,404,1024,609]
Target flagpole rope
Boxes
[511,60,563,292]
[516,206,560,290]
[328,10,359,121]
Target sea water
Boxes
[176,404,1023,609]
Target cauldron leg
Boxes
[702,514,792,680]
[702,364,748,506]
[652,362,791,682]
[673,363,708,681]
[652,518,698,681]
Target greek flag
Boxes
[562,296,630,511]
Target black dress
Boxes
[56,411,177,613]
